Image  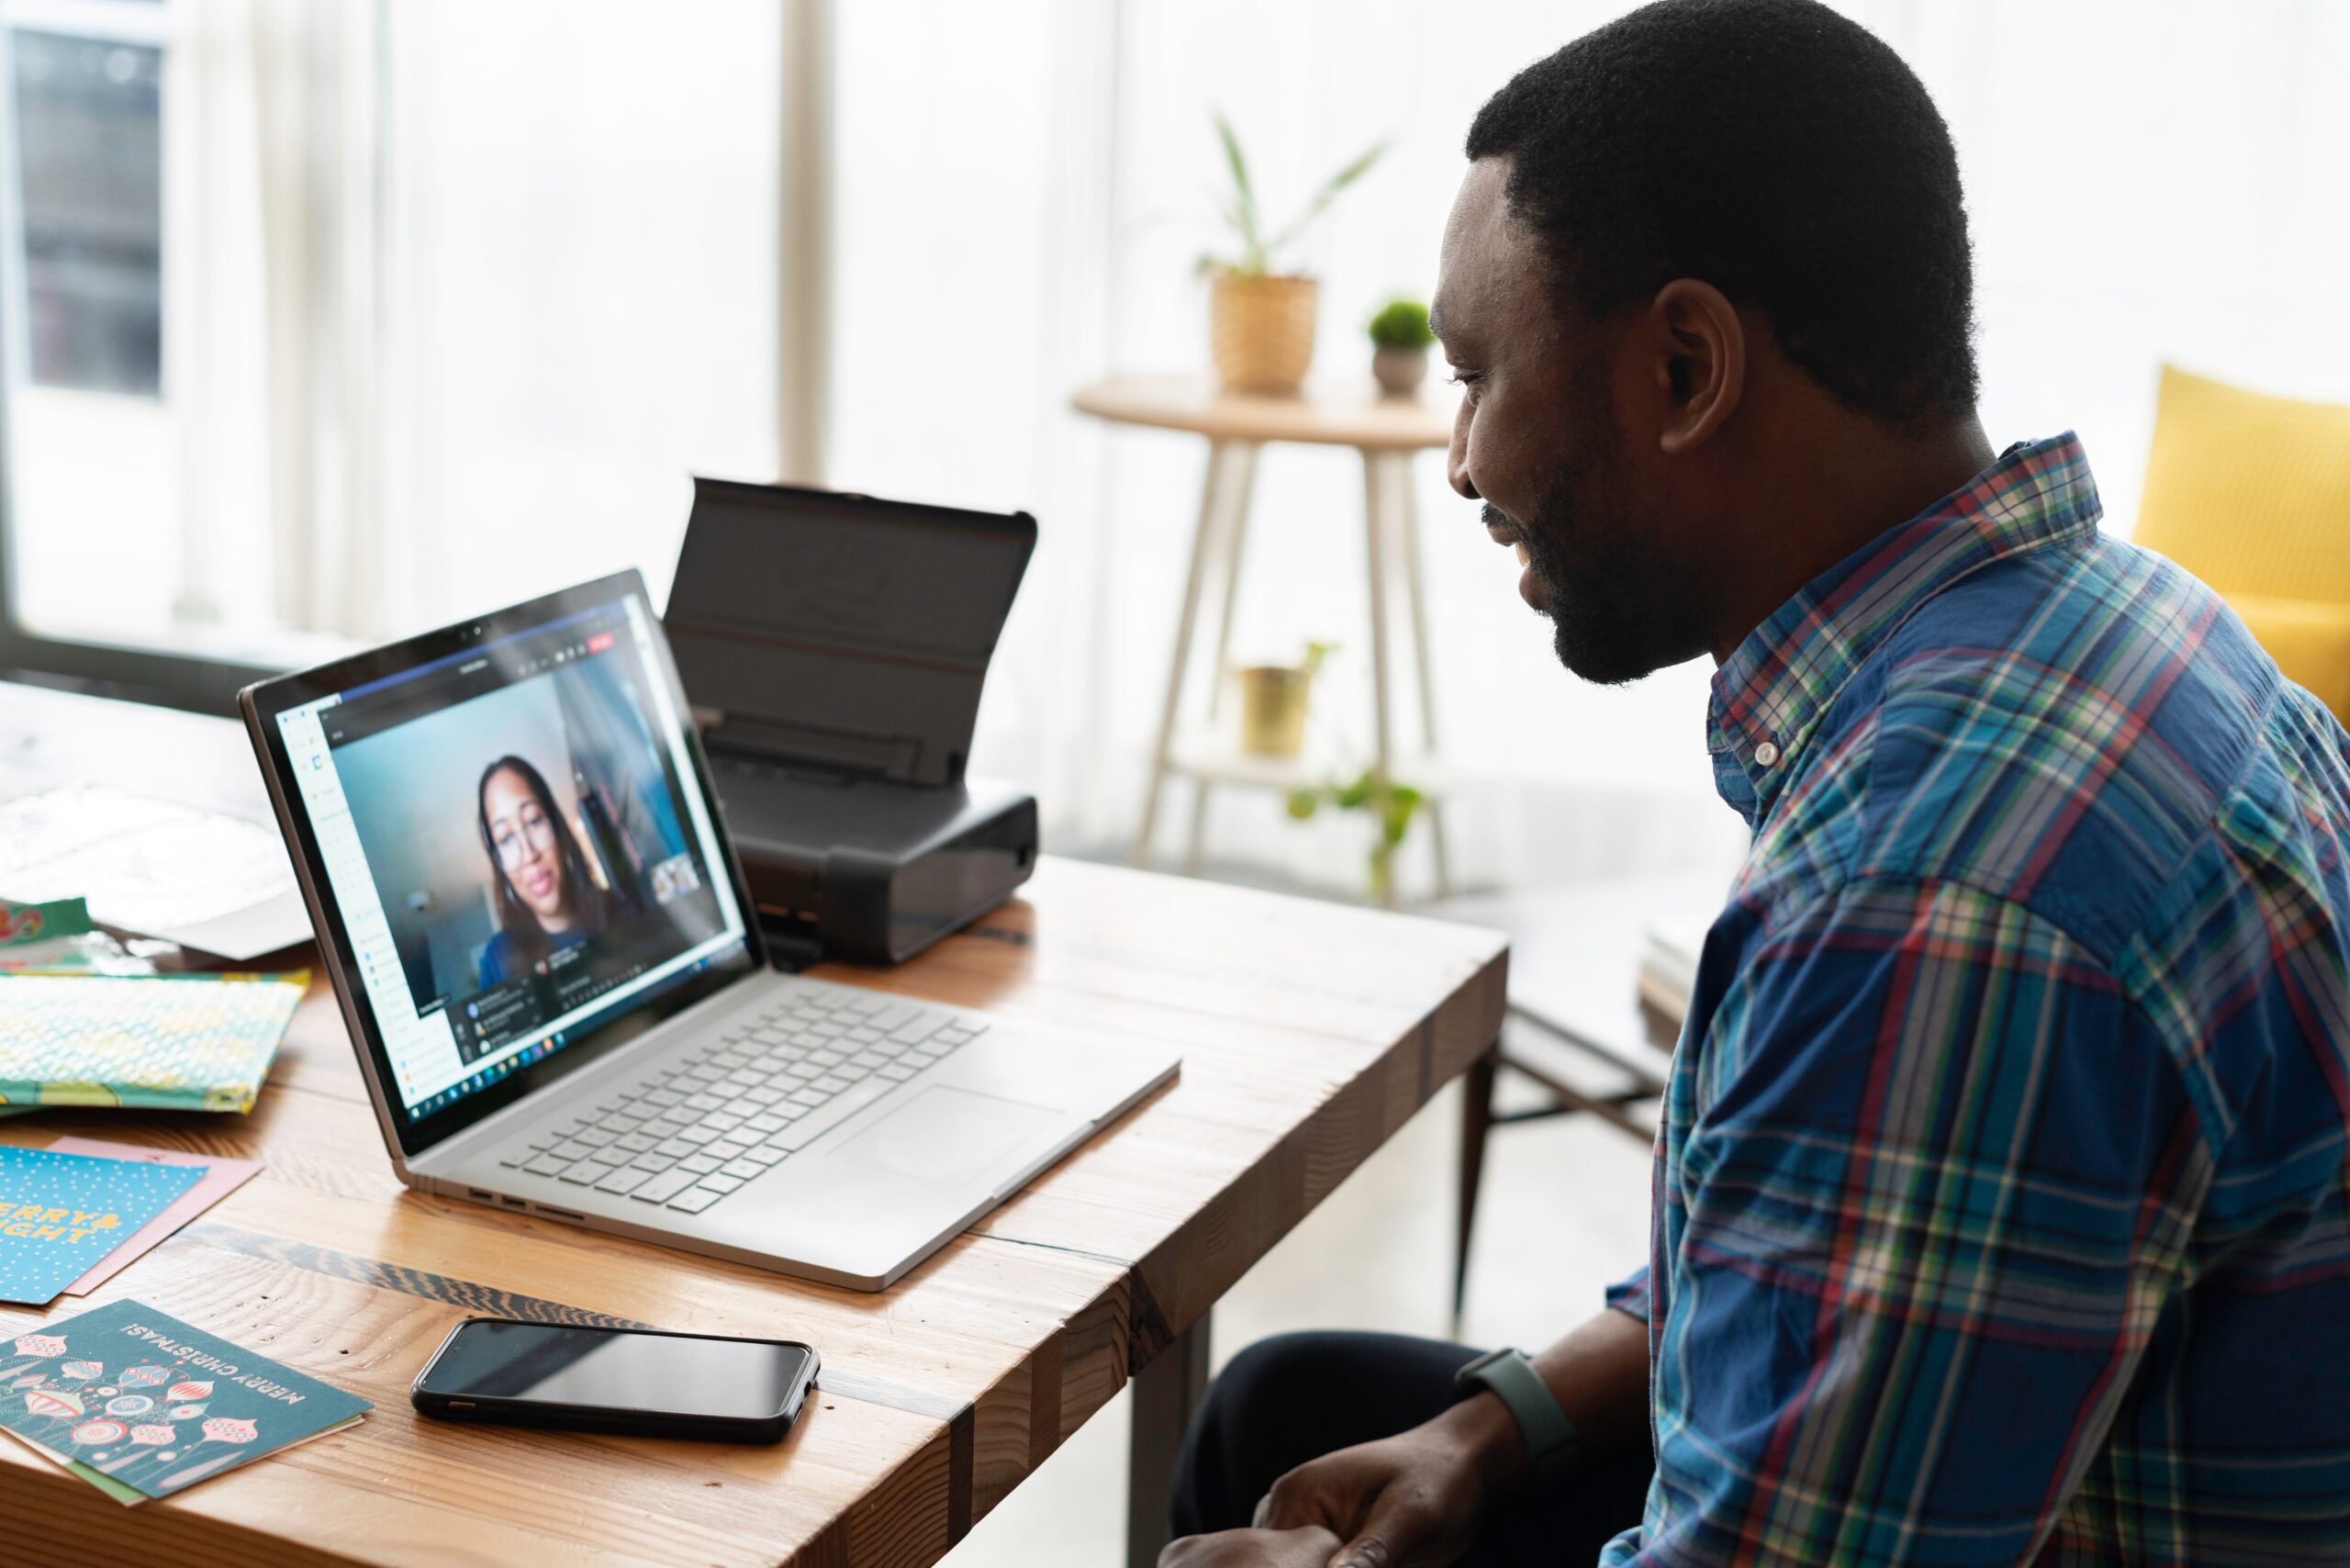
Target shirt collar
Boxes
[1707,432,2103,825]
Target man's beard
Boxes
[1489,431,1681,687]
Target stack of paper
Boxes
[0,970,305,1117]
[0,1299,369,1504]
[1637,913,1713,1027]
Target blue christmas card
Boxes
[0,1298,371,1502]
[0,1146,204,1305]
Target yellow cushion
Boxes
[2132,365,2350,720]
[2227,594,2350,722]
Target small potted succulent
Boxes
[1368,298,1435,397]
[1237,641,1334,757]
[1201,112,1387,397]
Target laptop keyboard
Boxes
[497,986,987,1215]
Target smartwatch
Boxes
[1452,1347,1581,1485]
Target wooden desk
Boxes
[1073,375,1460,904]
[0,840,1505,1566]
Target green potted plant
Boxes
[1201,112,1386,396]
[1285,768,1425,903]
[1237,641,1334,757]
[1367,298,1436,398]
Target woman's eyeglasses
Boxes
[491,807,559,868]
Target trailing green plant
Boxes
[1200,111,1387,280]
[1285,768,1425,902]
[1367,299,1434,349]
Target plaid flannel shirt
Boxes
[1600,434,2350,1566]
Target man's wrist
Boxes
[1431,1384,1533,1497]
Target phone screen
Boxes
[420,1321,813,1420]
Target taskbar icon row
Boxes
[407,1031,565,1121]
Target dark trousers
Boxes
[1169,1332,1652,1565]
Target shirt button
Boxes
[1754,741,1781,767]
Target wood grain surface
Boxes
[1071,375,1456,451]
[0,856,1505,1567]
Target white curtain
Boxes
[829,0,2350,901]
[372,0,782,634]
[72,0,782,655]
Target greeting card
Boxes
[46,1138,263,1295]
[0,1147,203,1305]
[0,1298,370,1502]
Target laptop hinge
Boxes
[762,924,825,973]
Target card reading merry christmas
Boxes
[0,1298,371,1502]
[0,1146,204,1305]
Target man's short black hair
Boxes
[1466,0,1977,429]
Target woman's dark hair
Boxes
[1465,0,1978,430]
[476,754,617,969]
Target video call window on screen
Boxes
[326,608,726,1067]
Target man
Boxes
[1161,2,2350,1565]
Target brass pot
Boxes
[1210,272,1318,396]
[1238,665,1313,756]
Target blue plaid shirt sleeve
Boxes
[1606,1266,1651,1322]
[1617,876,2210,1566]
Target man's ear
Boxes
[1648,278,1744,454]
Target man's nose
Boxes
[1447,403,1479,500]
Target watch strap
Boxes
[1455,1348,1580,1484]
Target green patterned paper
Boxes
[0,972,306,1116]
[0,896,90,947]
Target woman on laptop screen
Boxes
[476,755,622,987]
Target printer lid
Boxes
[664,477,1035,788]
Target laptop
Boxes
[239,570,1179,1290]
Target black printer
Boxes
[665,477,1039,968]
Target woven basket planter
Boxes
[1210,272,1318,396]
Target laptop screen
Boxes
[271,588,752,1126]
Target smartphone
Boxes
[410,1317,820,1443]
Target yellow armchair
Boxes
[2132,365,2350,722]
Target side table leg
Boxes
[1136,442,1235,868]
[1202,443,1261,724]
[1182,778,1212,878]
[1392,453,1453,899]
[1187,444,1261,878]
[1128,1314,1214,1568]
[1360,449,1399,908]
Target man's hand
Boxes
[1250,1392,1525,1568]
[1158,1525,1341,1568]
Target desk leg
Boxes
[1137,442,1239,868]
[1456,1042,1500,1326]
[1128,1314,1213,1568]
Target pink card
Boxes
[43,1137,263,1295]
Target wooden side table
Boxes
[1073,374,1460,906]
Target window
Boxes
[0,0,797,712]
[13,21,161,395]
[0,0,206,698]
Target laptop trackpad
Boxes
[827,1087,1061,1182]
